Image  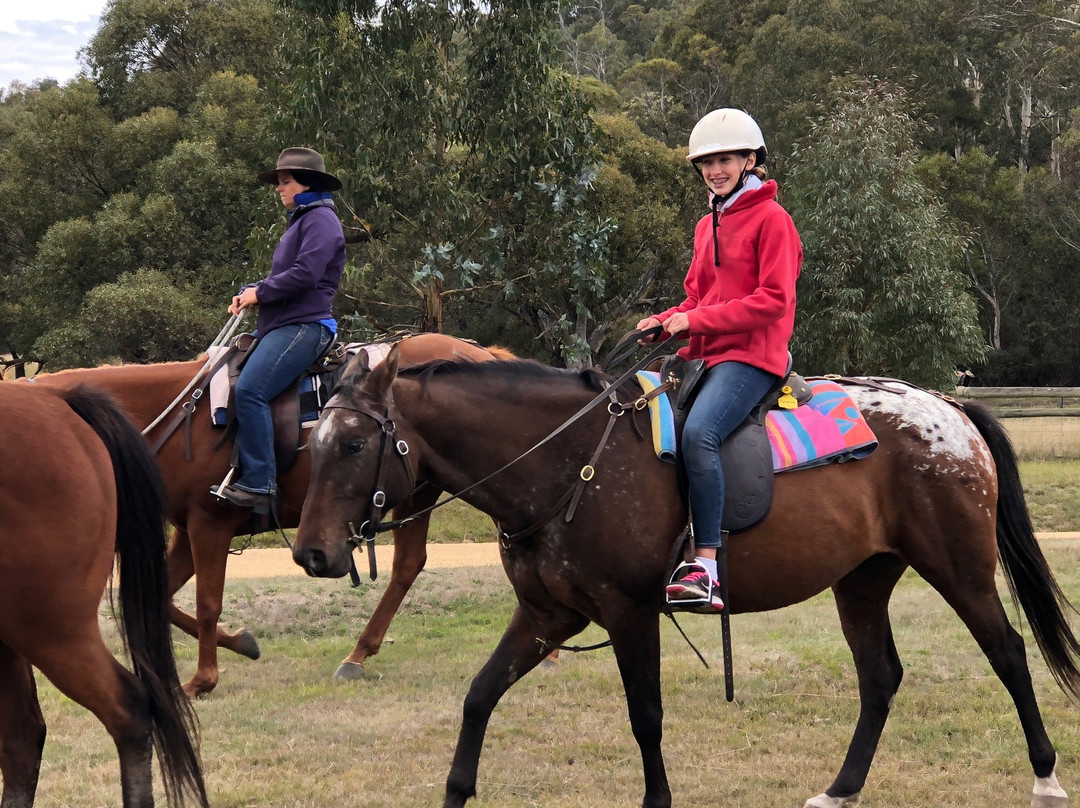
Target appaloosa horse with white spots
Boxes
[294,349,1080,808]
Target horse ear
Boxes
[341,346,371,385]
[362,343,399,399]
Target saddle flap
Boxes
[716,420,774,531]
[655,355,709,410]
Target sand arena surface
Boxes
[226,542,501,579]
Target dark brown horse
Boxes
[30,333,513,697]
[0,383,206,807]
[294,347,1080,808]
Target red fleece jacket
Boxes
[657,179,802,377]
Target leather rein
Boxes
[322,328,673,555]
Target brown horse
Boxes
[30,333,513,698]
[0,382,206,807]
[294,347,1080,808]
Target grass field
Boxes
[1021,459,1080,533]
[30,537,1080,807]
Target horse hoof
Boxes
[182,680,214,700]
[236,630,261,660]
[1032,769,1068,807]
[804,792,860,808]
[334,661,380,681]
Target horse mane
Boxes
[484,345,517,360]
[397,357,609,393]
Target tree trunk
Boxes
[420,279,444,333]
[1019,84,1033,174]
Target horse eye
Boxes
[345,439,366,456]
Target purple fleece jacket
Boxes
[254,202,346,335]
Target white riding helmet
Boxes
[687,108,767,164]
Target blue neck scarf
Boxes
[288,191,335,222]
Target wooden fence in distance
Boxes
[957,387,1080,458]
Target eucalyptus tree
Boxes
[1,0,286,366]
[2,71,269,366]
[269,0,620,365]
[785,77,986,389]
[945,0,1080,174]
[85,0,285,117]
[916,147,1029,353]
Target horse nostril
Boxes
[295,547,328,575]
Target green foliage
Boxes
[786,77,986,388]
[0,42,269,364]
[2,81,115,247]
[34,269,220,366]
[85,0,285,116]
[270,0,618,364]
[1,0,1077,382]
[916,148,1028,351]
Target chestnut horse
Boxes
[294,347,1080,808]
[0,383,206,807]
[31,333,512,698]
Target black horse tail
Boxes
[62,385,209,808]
[964,399,1080,700]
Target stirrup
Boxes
[210,466,239,502]
[665,562,724,613]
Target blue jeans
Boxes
[233,322,332,494]
[682,361,777,549]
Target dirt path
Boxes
[226,542,501,579]
[224,534,1080,580]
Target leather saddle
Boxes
[652,354,812,533]
[218,335,348,474]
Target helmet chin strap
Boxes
[708,157,754,266]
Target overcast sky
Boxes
[0,1,107,90]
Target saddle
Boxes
[215,334,351,474]
[652,355,812,533]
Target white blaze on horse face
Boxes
[846,384,995,476]
[314,409,360,450]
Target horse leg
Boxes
[335,487,440,680]
[179,513,252,698]
[927,571,1067,807]
[806,554,907,808]
[27,635,156,807]
[604,601,670,808]
[167,524,261,665]
[444,606,585,808]
[0,644,44,808]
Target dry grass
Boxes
[1022,459,1080,533]
[26,541,1080,807]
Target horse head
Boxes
[295,343,418,578]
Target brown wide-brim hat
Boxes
[258,147,342,191]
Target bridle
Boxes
[319,328,673,558]
[319,390,415,579]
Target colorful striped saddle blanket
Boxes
[635,372,878,473]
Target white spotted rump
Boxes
[845,382,995,478]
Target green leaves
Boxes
[786,77,987,389]
[34,269,220,366]
[270,0,614,363]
